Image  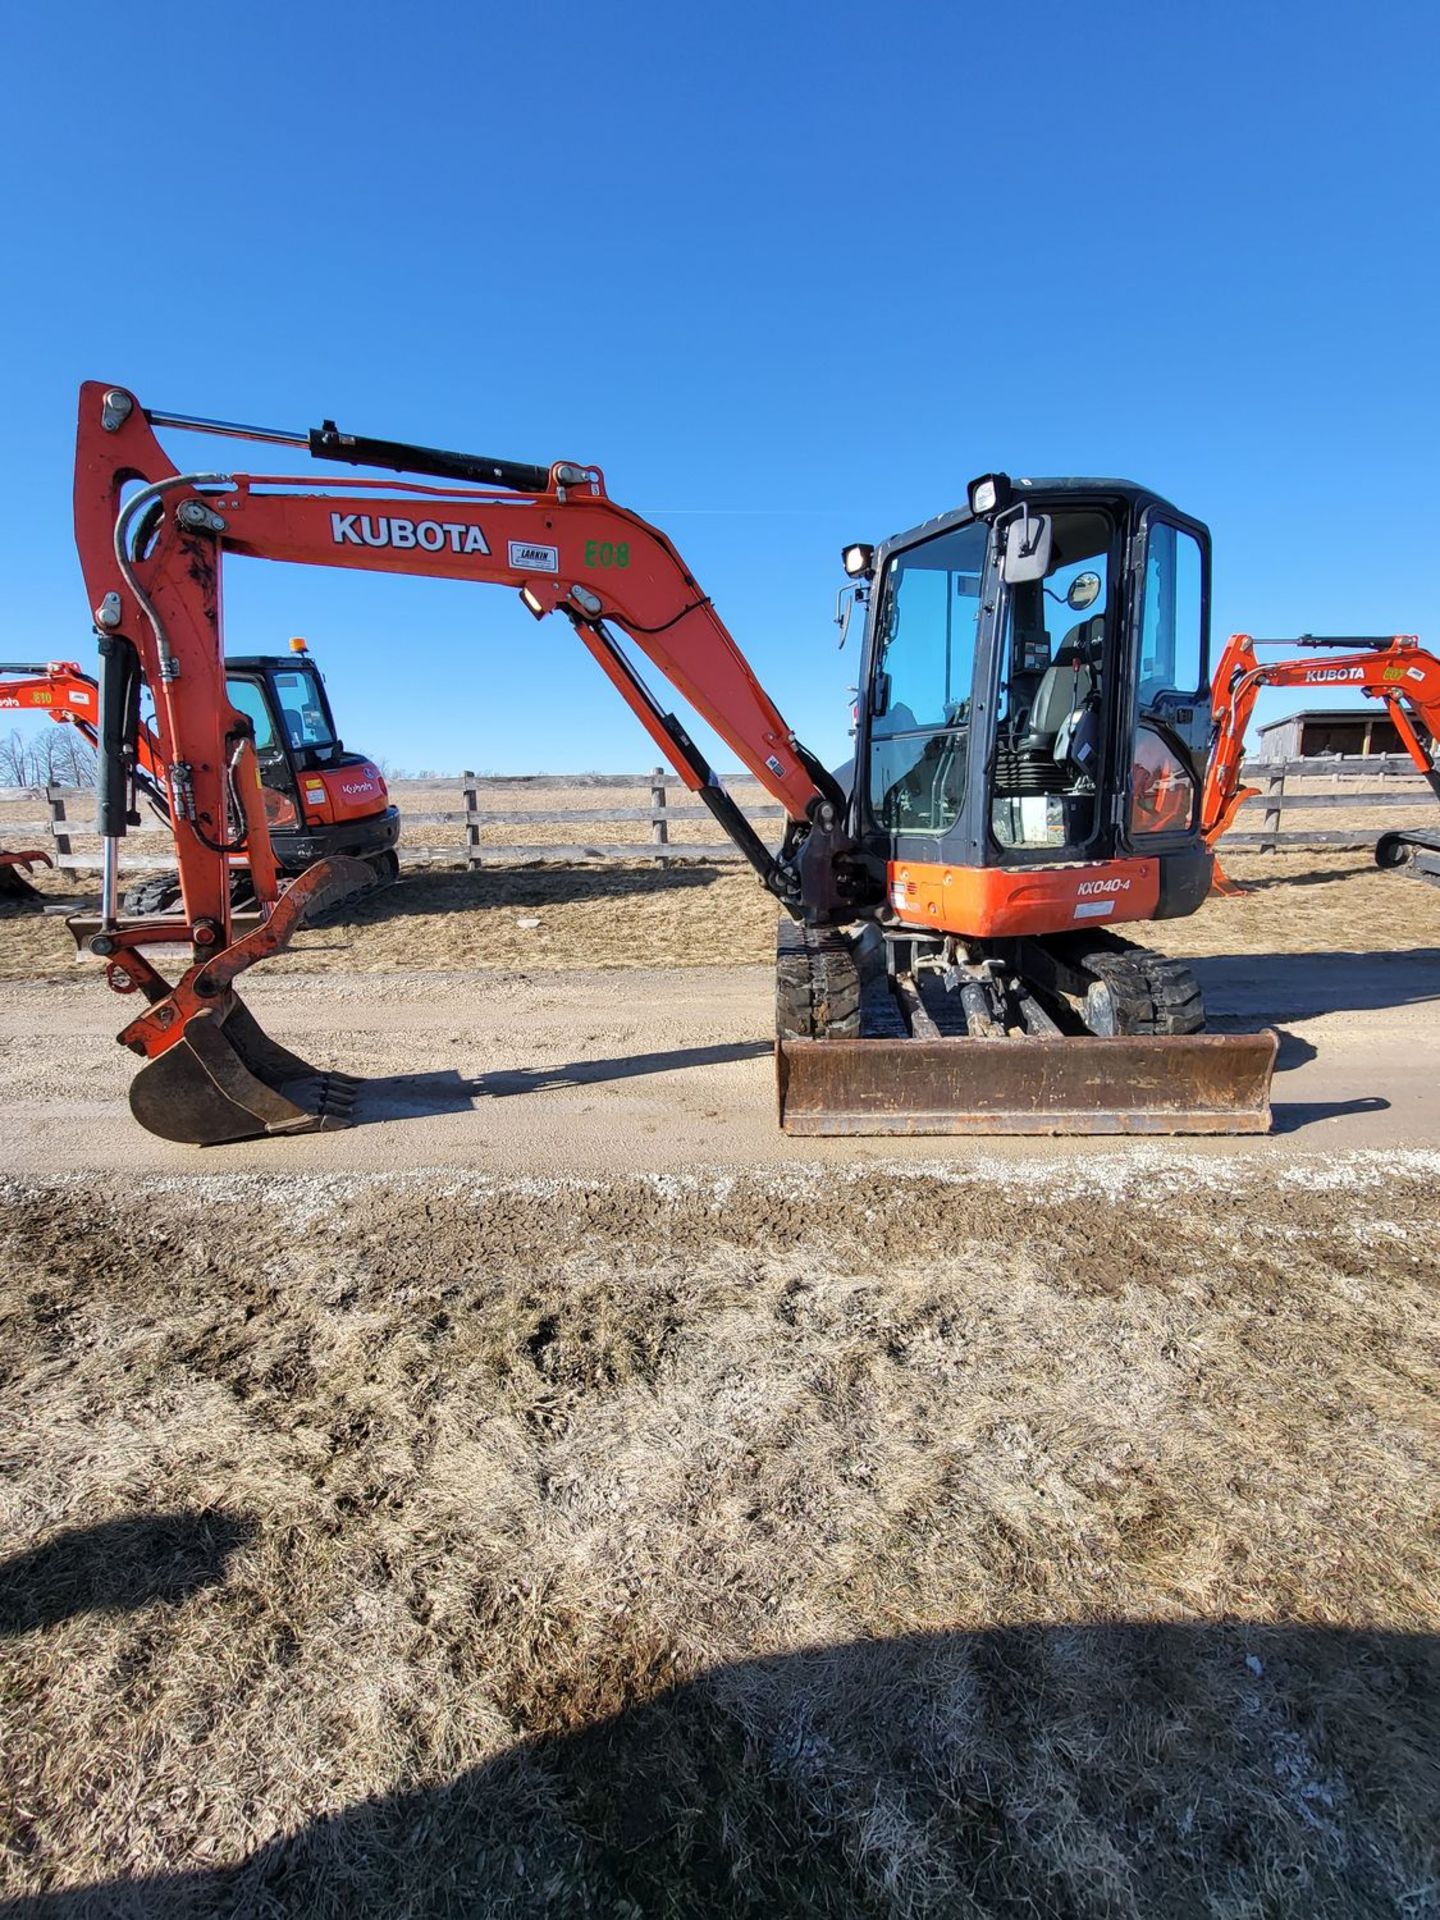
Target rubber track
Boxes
[121,869,257,917]
[1075,937,1205,1036]
[775,923,864,1040]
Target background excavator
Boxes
[70,381,1277,1146]
[1204,632,1440,884]
[0,646,399,914]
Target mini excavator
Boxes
[70,382,1277,1145]
[1204,632,1440,882]
[0,648,398,916]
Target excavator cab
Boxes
[856,477,1214,915]
[219,648,396,866]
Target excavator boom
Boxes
[72,381,857,1142]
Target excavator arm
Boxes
[71,381,856,1143]
[1204,633,1440,844]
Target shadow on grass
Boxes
[0,1512,255,1638]
[1221,864,1379,893]
[4,1621,1436,1917]
[344,863,737,923]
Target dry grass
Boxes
[6,847,1440,986]
[5,762,1440,986]
[1,1156,1437,1915]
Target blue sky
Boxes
[3,0,1436,776]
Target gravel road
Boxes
[1,950,1436,1175]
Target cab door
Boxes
[1123,510,1212,846]
[861,516,993,865]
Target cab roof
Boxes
[879,476,1198,558]
[224,655,319,673]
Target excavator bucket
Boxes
[119,855,375,1146]
[0,849,52,906]
[777,1030,1278,1136]
[128,995,360,1145]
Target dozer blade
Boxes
[120,855,376,1147]
[776,1031,1278,1137]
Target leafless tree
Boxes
[0,726,97,788]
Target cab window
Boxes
[271,668,335,750]
[226,676,277,752]
[1139,521,1204,700]
[991,509,1112,854]
[867,520,986,834]
[1129,520,1207,837]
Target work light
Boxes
[841,543,875,578]
[967,473,1012,517]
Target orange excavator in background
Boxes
[0,646,400,915]
[69,380,1278,1146]
[0,662,101,901]
[1203,633,1440,881]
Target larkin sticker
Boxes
[509,541,560,573]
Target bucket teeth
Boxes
[313,1071,361,1127]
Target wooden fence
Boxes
[443,769,783,865]
[2,756,1435,871]
[1217,754,1439,851]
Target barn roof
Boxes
[1257,708,1396,733]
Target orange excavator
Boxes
[0,648,399,915]
[0,662,100,901]
[70,381,1278,1145]
[1203,633,1440,881]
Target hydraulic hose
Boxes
[113,472,234,680]
[110,472,254,860]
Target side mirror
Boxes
[1067,570,1102,611]
[1002,511,1053,584]
[834,581,867,651]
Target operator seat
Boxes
[1020,615,1103,756]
